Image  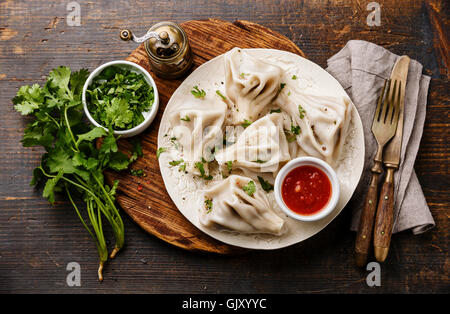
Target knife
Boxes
[373,56,410,262]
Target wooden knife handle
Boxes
[355,160,383,267]
[373,167,396,262]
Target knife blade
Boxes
[373,55,410,262]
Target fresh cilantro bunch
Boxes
[13,66,140,281]
[86,65,154,130]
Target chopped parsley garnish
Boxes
[252,159,267,164]
[257,176,274,192]
[241,119,252,128]
[291,123,301,135]
[204,197,213,213]
[226,161,233,172]
[240,73,250,79]
[169,159,184,166]
[287,134,297,143]
[216,90,226,100]
[156,147,166,159]
[280,83,286,90]
[130,169,145,177]
[242,180,256,196]
[190,86,206,98]
[86,65,154,131]
[298,105,306,119]
[195,161,213,180]
[291,75,298,80]
[270,108,281,113]
[180,115,191,122]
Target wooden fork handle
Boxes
[373,167,396,262]
[355,160,383,267]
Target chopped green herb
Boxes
[216,90,226,100]
[252,159,267,164]
[204,197,213,213]
[169,159,184,166]
[280,83,286,90]
[257,176,274,192]
[179,163,186,172]
[86,65,154,131]
[291,123,301,135]
[240,73,250,79]
[288,91,291,96]
[195,161,213,180]
[156,147,166,159]
[241,119,252,128]
[287,134,297,143]
[291,75,298,80]
[270,108,282,113]
[226,160,233,172]
[242,180,256,196]
[190,86,206,98]
[130,169,145,177]
[298,105,306,119]
[180,115,191,122]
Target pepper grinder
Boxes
[120,22,193,79]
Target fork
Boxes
[354,79,400,267]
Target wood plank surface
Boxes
[0,0,448,293]
[103,19,305,254]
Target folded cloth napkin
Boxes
[326,40,435,235]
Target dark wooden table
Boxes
[0,0,448,293]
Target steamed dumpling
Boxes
[224,48,283,124]
[200,175,285,235]
[215,113,291,173]
[276,88,352,166]
[169,95,227,176]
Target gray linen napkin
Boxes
[326,40,435,234]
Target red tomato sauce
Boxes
[281,165,332,216]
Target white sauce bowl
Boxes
[274,157,340,222]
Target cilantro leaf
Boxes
[180,115,191,122]
[77,127,107,144]
[204,197,213,213]
[298,105,306,119]
[242,180,256,196]
[169,159,184,166]
[257,176,274,192]
[191,86,206,98]
[156,147,167,159]
[216,90,226,100]
[241,119,252,128]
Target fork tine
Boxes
[378,79,391,122]
[391,81,401,124]
[385,80,397,124]
[375,79,389,123]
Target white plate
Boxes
[157,48,365,249]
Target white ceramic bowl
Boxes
[274,157,340,222]
[82,60,159,138]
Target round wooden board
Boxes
[105,19,305,254]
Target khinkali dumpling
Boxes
[224,48,283,124]
[276,88,352,166]
[169,95,227,176]
[200,175,285,235]
[215,113,291,173]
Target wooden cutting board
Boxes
[105,19,305,254]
